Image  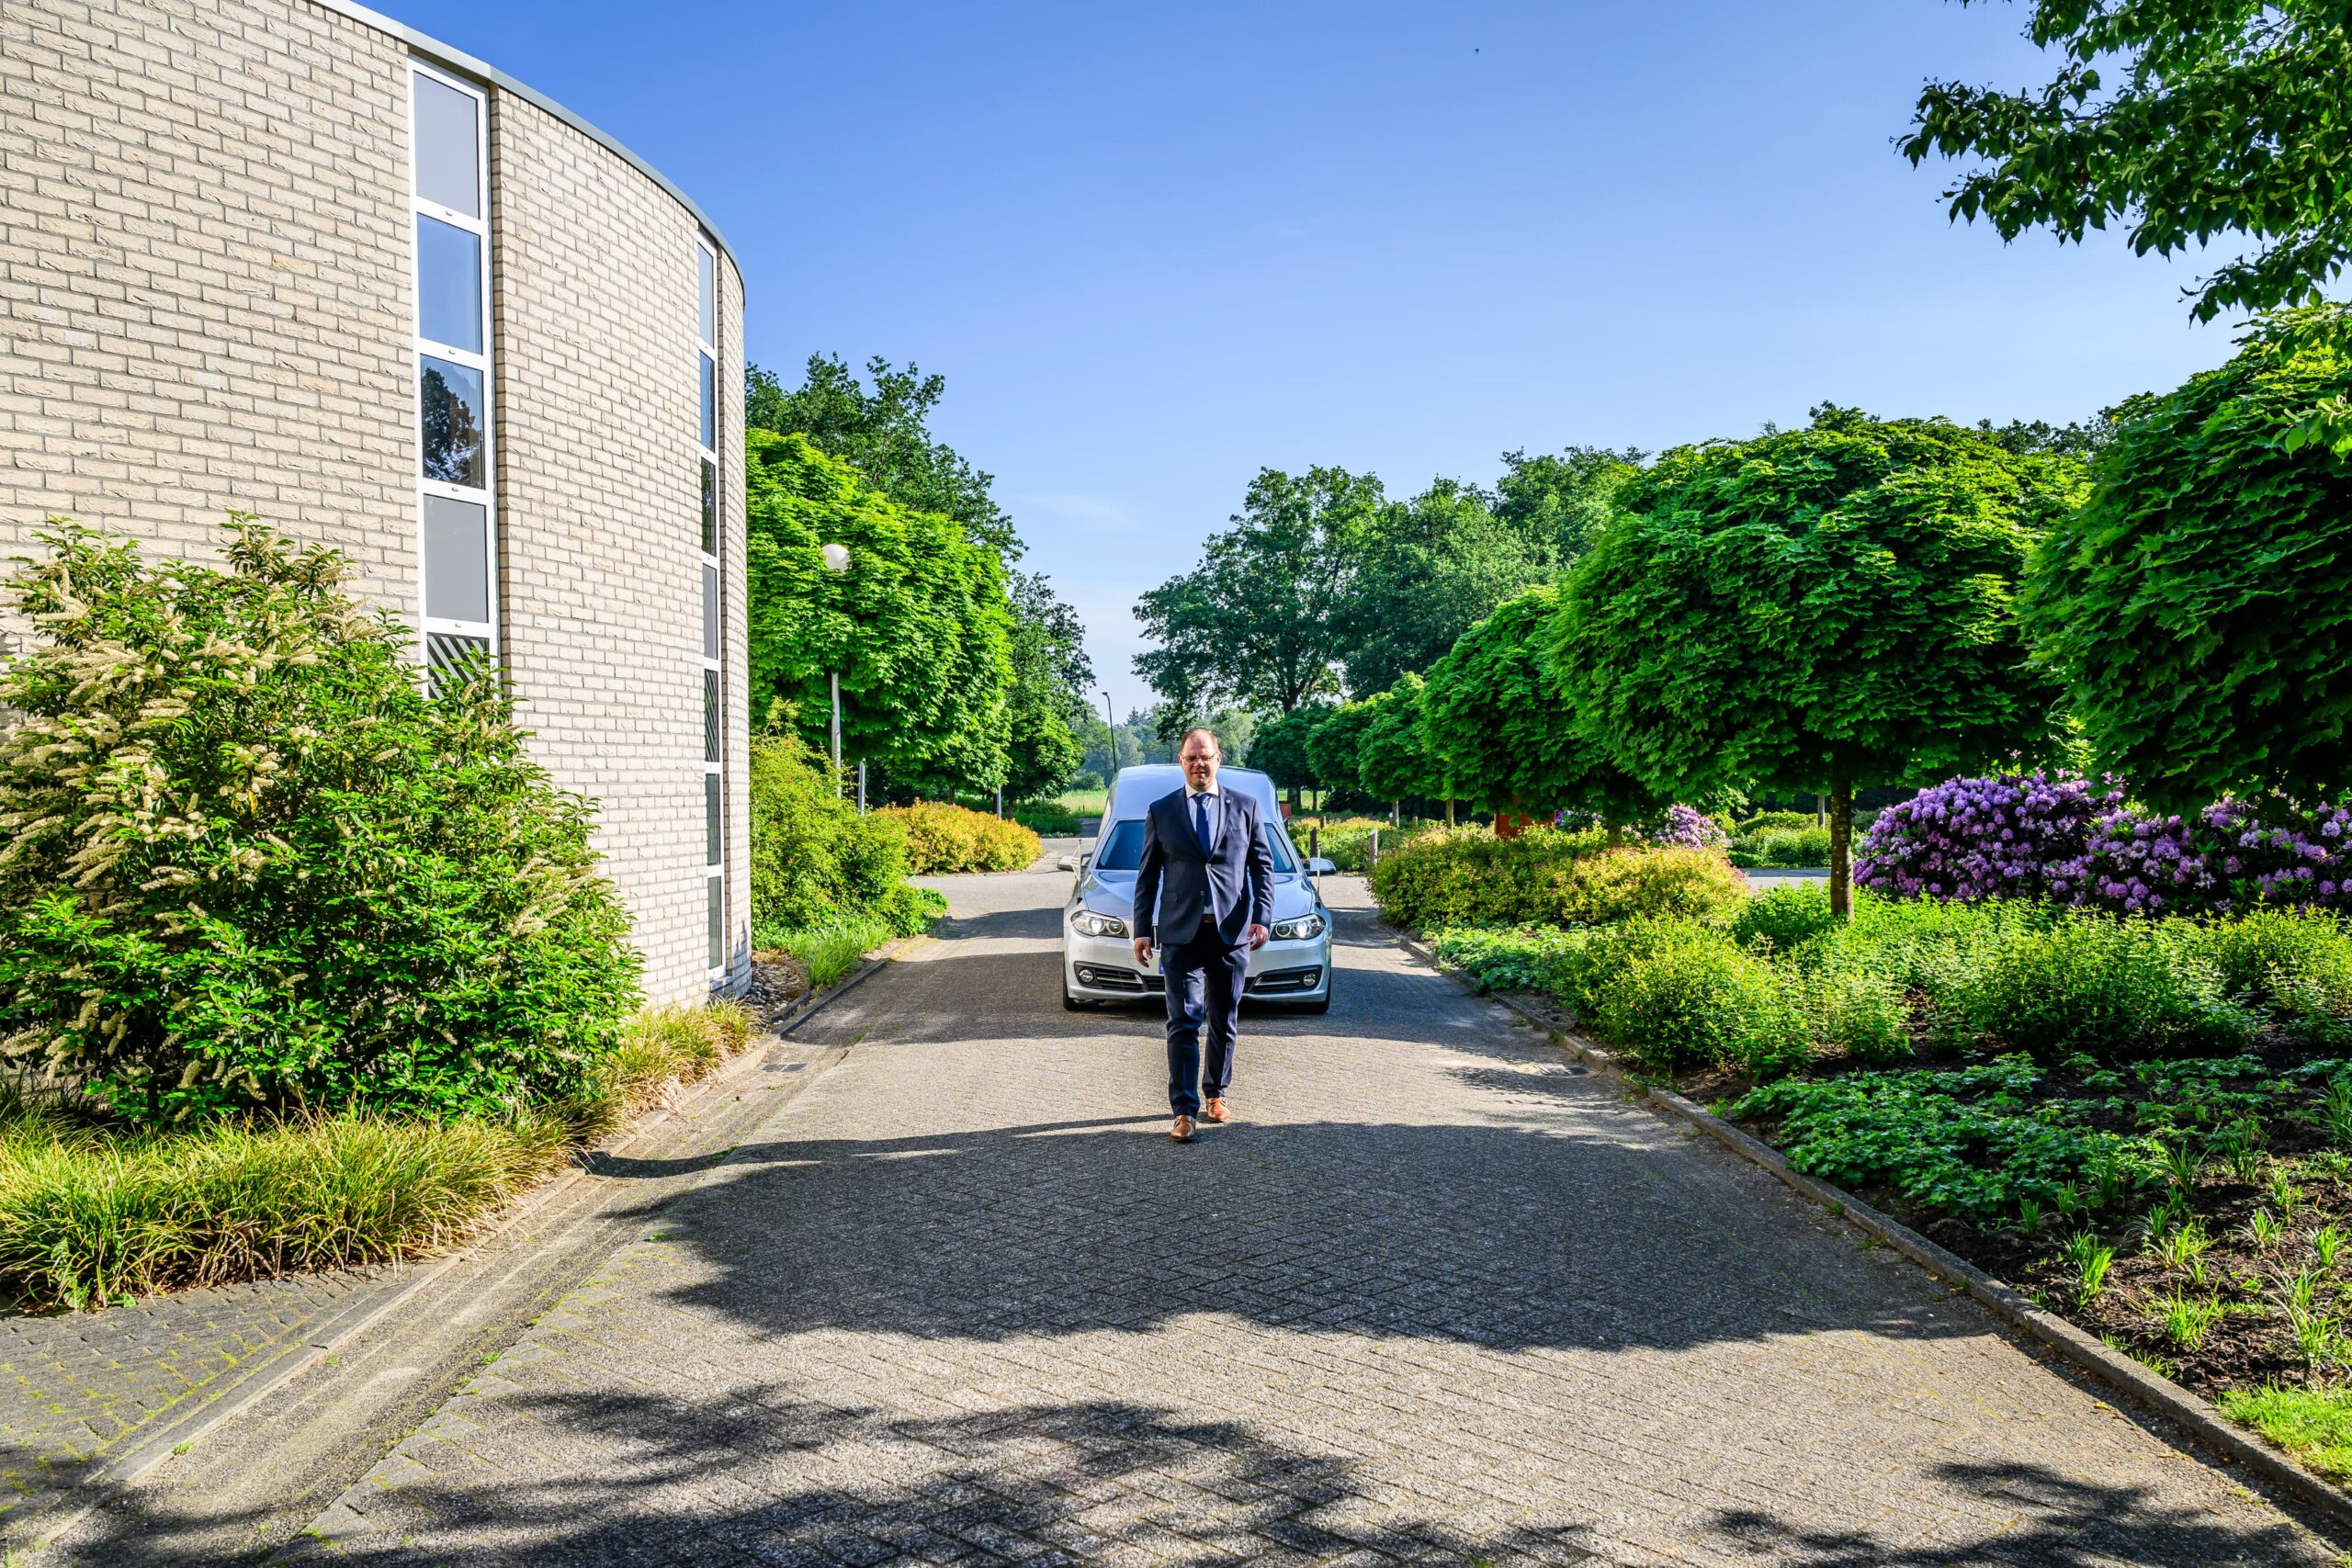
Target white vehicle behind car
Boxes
[1057,764,1336,1012]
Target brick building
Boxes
[1,0,751,1002]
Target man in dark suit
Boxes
[1130,726,1275,1142]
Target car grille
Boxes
[1075,965,1163,993]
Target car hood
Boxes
[1076,870,1321,924]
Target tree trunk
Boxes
[1445,798,1455,829]
[1829,774,1854,920]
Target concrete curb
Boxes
[1387,923,2352,1531]
[21,933,917,1550]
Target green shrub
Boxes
[1010,801,1083,835]
[1737,810,1818,836]
[1746,827,1832,867]
[1953,911,2253,1060]
[879,801,1041,873]
[1298,816,1441,874]
[749,732,922,931]
[1552,846,1749,928]
[1734,883,1840,954]
[0,523,640,1125]
[1796,967,1913,1064]
[2185,907,2352,1037]
[1370,828,1598,927]
[1588,919,1804,1077]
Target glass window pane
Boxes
[707,874,724,970]
[416,216,482,354]
[706,773,722,866]
[704,669,720,762]
[420,356,486,487]
[412,73,481,218]
[700,458,717,555]
[703,562,720,660]
[698,353,716,451]
[697,248,716,346]
[423,494,490,623]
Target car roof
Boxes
[1104,764,1279,821]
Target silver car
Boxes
[1058,763,1336,1013]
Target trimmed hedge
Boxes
[1370,829,1747,930]
[879,802,1042,874]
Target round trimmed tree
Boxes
[1306,699,1379,806]
[1353,675,1444,818]
[1421,584,1656,832]
[1552,408,2084,914]
[2023,307,2352,807]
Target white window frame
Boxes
[698,238,727,981]
[409,62,498,670]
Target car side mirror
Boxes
[1056,854,1078,873]
[1306,856,1336,875]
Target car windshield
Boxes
[1091,818,1296,874]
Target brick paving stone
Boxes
[285,873,2347,1565]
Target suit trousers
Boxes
[1162,917,1247,1117]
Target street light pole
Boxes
[820,541,852,799]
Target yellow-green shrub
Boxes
[877,802,1042,874]
[1553,846,1749,927]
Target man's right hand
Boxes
[1132,936,1153,966]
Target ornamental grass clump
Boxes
[0,1095,572,1309]
[0,523,641,1125]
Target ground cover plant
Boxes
[0,524,641,1126]
[877,801,1041,874]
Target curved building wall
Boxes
[0,0,752,1005]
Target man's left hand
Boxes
[1247,922,1269,951]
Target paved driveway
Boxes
[291,873,2338,1565]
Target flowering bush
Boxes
[1648,804,1730,851]
[1856,771,2352,916]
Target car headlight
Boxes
[1269,913,1326,941]
[1070,909,1129,938]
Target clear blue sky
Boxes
[388,0,2241,721]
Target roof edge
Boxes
[311,0,737,268]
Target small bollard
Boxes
[1367,826,1380,875]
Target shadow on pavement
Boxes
[71,1389,2330,1566]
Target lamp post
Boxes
[820,542,851,796]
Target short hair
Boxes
[1178,726,1221,754]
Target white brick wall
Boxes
[0,0,751,1005]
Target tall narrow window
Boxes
[410,64,496,677]
[697,239,727,978]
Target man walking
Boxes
[1131,727,1275,1142]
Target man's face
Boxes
[1181,734,1219,791]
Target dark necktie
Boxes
[1193,792,1214,856]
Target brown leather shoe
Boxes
[1202,1098,1230,1123]
[1170,1114,1196,1143]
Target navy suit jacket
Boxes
[1132,785,1277,949]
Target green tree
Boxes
[1355,674,1445,814]
[1306,699,1380,801]
[1553,407,2086,915]
[745,354,1017,556]
[2024,307,2352,805]
[745,431,1012,799]
[1493,446,1645,560]
[1904,1,2352,321]
[1421,584,1657,829]
[1001,570,1092,803]
[1133,466,1381,717]
[1339,479,1554,695]
[1248,702,1332,811]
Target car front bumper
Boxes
[1063,926,1332,1004]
